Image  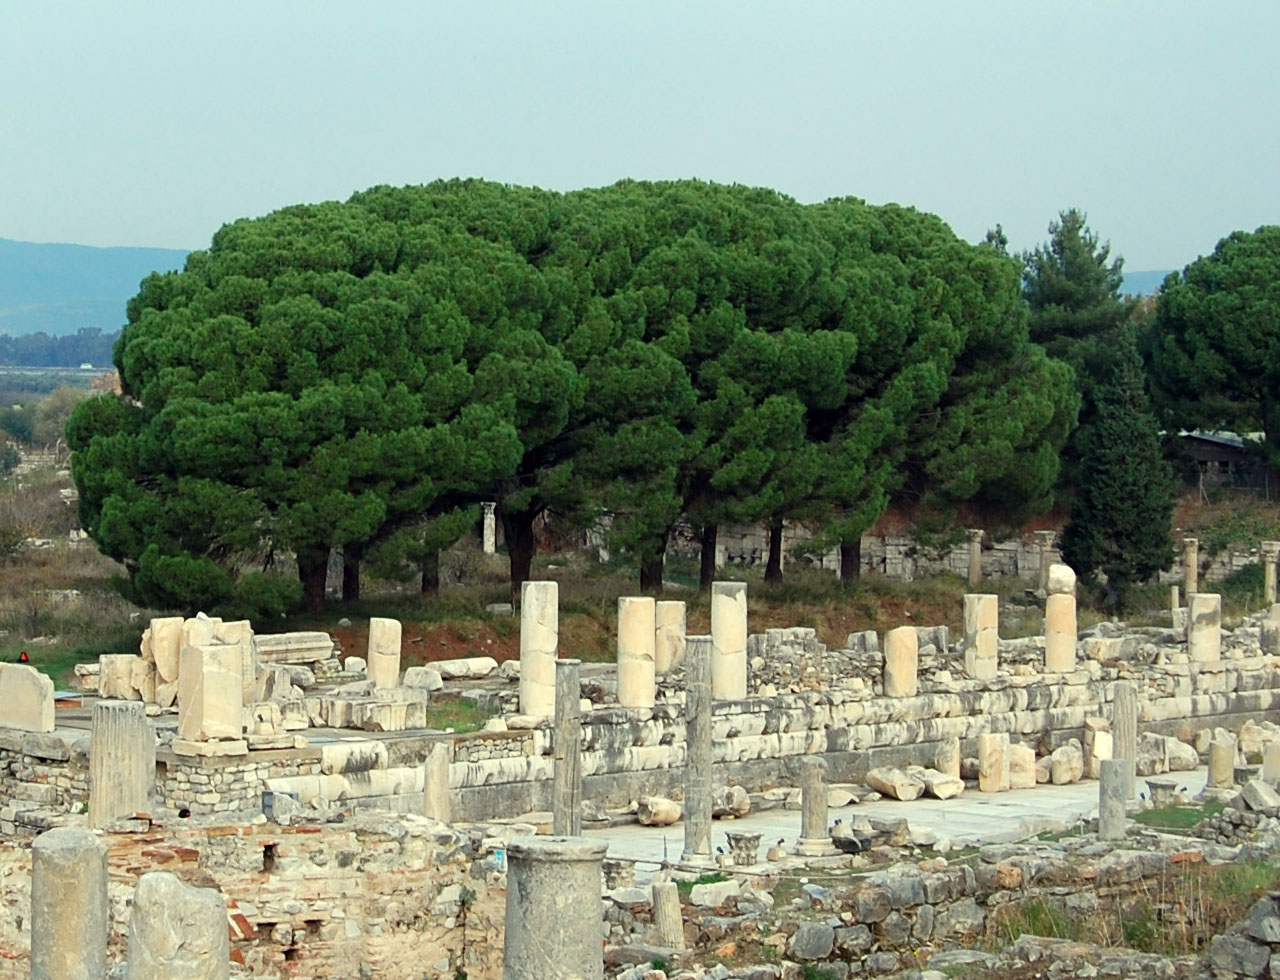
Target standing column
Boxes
[366,617,402,689]
[423,740,452,824]
[89,700,154,828]
[617,597,657,708]
[1112,680,1138,800]
[682,636,713,863]
[1035,530,1056,593]
[128,871,229,980]
[504,837,608,980]
[553,659,583,837]
[1188,593,1222,663]
[1183,536,1199,596]
[1265,542,1280,605]
[963,594,999,680]
[966,528,984,586]
[654,600,687,673]
[1208,733,1237,789]
[31,828,108,980]
[794,757,836,856]
[1044,563,1078,674]
[519,581,558,716]
[482,502,497,555]
[883,626,918,697]
[651,881,685,949]
[1098,758,1127,840]
[710,581,748,700]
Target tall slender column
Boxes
[519,581,558,716]
[31,828,108,980]
[963,594,999,680]
[1035,530,1056,593]
[883,626,918,697]
[682,635,713,863]
[1264,542,1280,604]
[423,740,452,824]
[1112,680,1138,800]
[617,597,656,708]
[482,502,497,555]
[654,600,687,673]
[794,757,836,856]
[553,659,583,837]
[710,581,748,699]
[504,837,607,980]
[1183,536,1199,596]
[1098,758,1127,840]
[967,528,984,586]
[89,699,153,828]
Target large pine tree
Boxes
[1059,328,1175,607]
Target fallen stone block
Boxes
[636,796,681,826]
[865,766,925,802]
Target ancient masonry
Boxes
[2,556,1280,976]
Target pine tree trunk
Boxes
[699,525,718,592]
[342,545,361,603]
[764,518,784,584]
[639,554,665,593]
[839,537,862,585]
[421,550,439,596]
[298,553,329,611]
[503,507,538,602]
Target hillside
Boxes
[0,237,189,337]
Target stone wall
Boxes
[0,728,88,835]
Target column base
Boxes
[793,837,838,857]
[679,850,716,868]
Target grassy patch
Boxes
[1131,799,1224,831]
[424,697,495,734]
[675,872,728,897]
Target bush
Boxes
[0,523,23,562]
[224,572,304,620]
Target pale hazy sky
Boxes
[3,1,1276,270]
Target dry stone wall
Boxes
[0,728,88,835]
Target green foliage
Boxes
[675,872,728,897]
[0,524,23,562]
[1059,329,1175,606]
[0,442,18,473]
[0,404,33,444]
[32,386,92,447]
[1151,226,1280,463]
[1132,799,1224,830]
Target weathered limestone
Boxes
[654,600,687,673]
[211,619,255,704]
[795,756,837,856]
[1035,529,1056,593]
[1264,541,1280,605]
[423,740,452,824]
[682,635,713,863]
[148,615,184,684]
[0,662,55,732]
[1098,758,1127,840]
[1083,717,1113,780]
[1262,607,1280,658]
[89,700,153,828]
[963,594,999,680]
[177,643,244,741]
[617,597,657,709]
[1188,593,1222,663]
[1044,594,1077,673]
[98,653,140,701]
[519,580,558,717]
[127,870,229,980]
[1183,536,1199,595]
[977,732,1010,793]
[1112,680,1138,800]
[966,528,984,586]
[553,659,583,836]
[1208,732,1237,789]
[1008,743,1037,790]
[252,631,335,665]
[1264,741,1280,786]
[504,836,607,980]
[882,626,918,698]
[866,766,925,801]
[366,617,402,689]
[711,581,748,699]
[652,881,685,949]
[482,502,497,555]
[935,737,961,779]
[31,827,108,980]
[637,796,681,826]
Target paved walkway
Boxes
[583,767,1211,875]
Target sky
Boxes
[2,1,1277,271]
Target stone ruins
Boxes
[2,550,1280,978]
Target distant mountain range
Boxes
[0,237,189,337]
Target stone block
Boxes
[1046,563,1077,595]
[177,643,243,741]
[0,663,55,733]
[977,732,1009,792]
[403,666,443,691]
[654,600,686,673]
[883,626,918,698]
[252,631,335,664]
[366,617,402,689]
[963,595,999,680]
[617,597,656,708]
[865,766,924,801]
[1188,592,1222,663]
[128,871,229,979]
[438,656,499,679]
[98,654,140,700]
[149,616,184,683]
[1008,743,1037,789]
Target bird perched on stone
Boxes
[765,839,786,861]
[830,818,850,841]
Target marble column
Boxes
[682,635,713,863]
[977,732,1010,793]
[963,594,999,680]
[423,740,452,824]
[1264,542,1280,605]
[794,757,836,856]
[652,881,685,949]
[883,625,918,697]
[1183,536,1199,596]
[1188,592,1222,663]
[1208,733,1237,789]
[710,581,748,700]
[654,600,687,673]
[617,597,657,708]
[519,580,558,716]
[1035,530,1056,593]
[31,828,108,980]
[366,617,402,689]
[127,871,229,980]
[936,737,961,779]
[966,529,984,586]
[482,502,497,555]
[1112,680,1138,800]
[1043,593,1077,673]
[89,700,153,829]
[1263,741,1280,786]
[504,837,608,980]
[553,659,583,837]
[1098,758,1127,840]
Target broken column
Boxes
[1188,592,1222,663]
[1098,758,1127,840]
[711,581,748,700]
[366,617,402,689]
[936,737,961,779]
[423,740,452,824]
[617,597,657,709]
[682,635,713,863]
[89,700,154,829]
[1263,742,1280,785]
[652,881,685,949]
[31,827,108,980]
[553,658,583,837]
[1265,541,1280,604]
[1035,529,1056,593]
[882,625,918,697]
[504,837,608,980]
[1044,563,1077,673]
[1112,680,1138,800]
[1208,732,1237,789]
[967,528,984,586]
[654,599,687,673]
[963,594,999,680]
[519,580,558,717]
[977,732,1010,792]
[482,502,496,555]
[1183,536,1199,595]
[795,756,836,856]
[127,871,229,980]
